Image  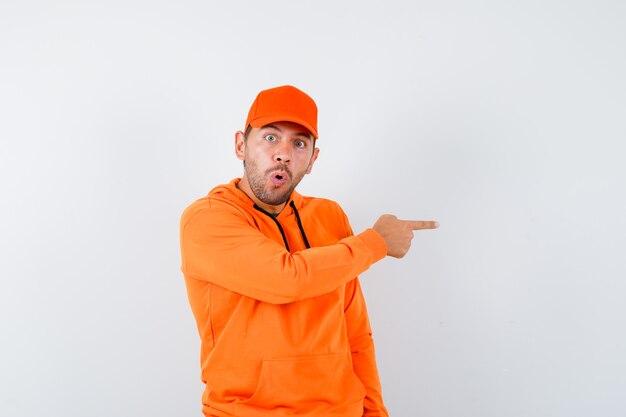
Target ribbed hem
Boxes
[357,228,387,263]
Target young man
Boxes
[180,85,438,417]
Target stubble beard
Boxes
[245,159,306,207]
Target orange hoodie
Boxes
[180,179,389,417]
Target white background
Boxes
[1,1,625,416]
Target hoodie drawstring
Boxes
[289,201,311,249]
[253,201,311,252]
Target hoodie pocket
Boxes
[236,353,365,415]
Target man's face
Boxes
[235,121,319,212]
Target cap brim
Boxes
[249,115,318,139]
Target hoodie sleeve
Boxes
[180,200,387,305]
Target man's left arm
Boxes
[344,278,390,417]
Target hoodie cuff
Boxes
[357,228,388,263]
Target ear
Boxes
[235,131,246,160]
[305,147,320,175]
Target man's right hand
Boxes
[372,214,439,258]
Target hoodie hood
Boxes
[208,178,310,252]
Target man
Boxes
[180,85,438,417]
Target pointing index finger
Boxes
[404,220,439,230]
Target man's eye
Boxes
[295,140,306,149]
[265,134,277,142]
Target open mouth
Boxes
[270,171,289,186]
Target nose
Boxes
[274,142,291,163]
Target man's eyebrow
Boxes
[294,131,313,139]
[261,124,282,132]
[261,124,313,140]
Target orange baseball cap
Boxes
[245,85,318,138]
